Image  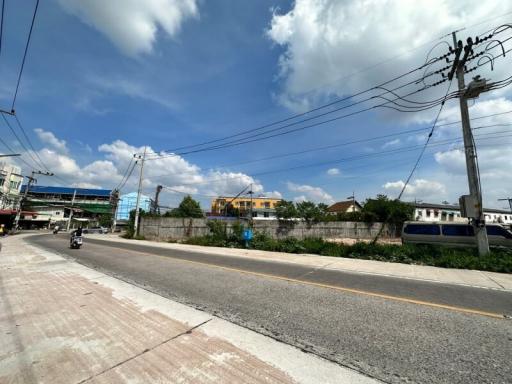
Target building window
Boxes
[264,212,269,218]
[0,178,4,187]
[434,210,439,218]
[426,210,431,218]
[264,202,270,208]
[55,212,60,215]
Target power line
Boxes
[117,160,138,191]
[11,0,39,112]
[145,130,512,192]
[146,137,512,201]
[0,0,5,58]
[1,113,41,169]
[397,79,453,200]
[149,65,512,160]
[12,114,52,173]
[150,56,453,156]
[0,134,36,169]
[146,23,511,159]
[114,158,134,190]
[148,82,459,161]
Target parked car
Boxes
[82,226,109,234]
[401,221,512,248]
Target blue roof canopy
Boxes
[21,185,111,197]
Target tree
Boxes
[165,196,203,218]
[98,214,112,228]
[224,203,240,217]
[296,201,322,224]
[361,195,413,226]
[275,200,297,220]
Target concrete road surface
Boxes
[30,234,512,384]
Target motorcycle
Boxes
[70,235,83,249]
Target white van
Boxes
[401,221,512,248]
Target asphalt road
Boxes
[29,234,512,384]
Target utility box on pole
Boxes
[459,195,478,218]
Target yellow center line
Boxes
[94,240,507,319]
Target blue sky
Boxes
[1,0,512,209]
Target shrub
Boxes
[178,225,512,273]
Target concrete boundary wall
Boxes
[140,217,395,241]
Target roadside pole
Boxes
[134,147,147,237]
[14,170,53,230]
[249,183,253,226]
[14,173,35,230]
[451,32,489,256]
[110,189,119,233]
[66,189,77,232]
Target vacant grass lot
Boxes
[184,233,512,273]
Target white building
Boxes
[412,202,512,225]
[0,162,23,210]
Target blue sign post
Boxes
[243,228,253,248]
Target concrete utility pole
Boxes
[14,170,53,230]
[110,189,120,233]
[66,189,77,232]
[498,198,512,213]
[451,32,489,256]
[133,147,147,236]
[249,184,254,225]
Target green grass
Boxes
[183,234,512,273]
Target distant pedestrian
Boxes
[0,224,5,237]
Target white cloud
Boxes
[264,190,283,199]
[287,182,334,204]
[267,0,512,113]
[293,195,307,203]
[383,178,446,200]
[13,130,282,209]
[431,96,512,206]
[382,138,401,149]
[57,0,199,56]
[326,167,340,176]
[34,128,68,154]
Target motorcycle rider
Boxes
[70,226,83,246]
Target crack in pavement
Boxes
[76,319,212,384]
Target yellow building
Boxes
[211,196,282,218]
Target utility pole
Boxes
[110,189,120,233]
[14,170,53,230]
[498,198,512,213]
[249,184,254,225]
[66,189,77,232]
[153,185,163,215]
[451,31,489,255]
[133,147,147,237]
